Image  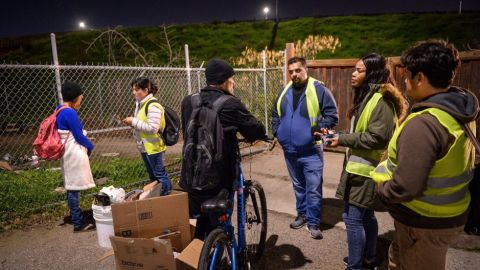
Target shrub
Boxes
[231,34,341,67]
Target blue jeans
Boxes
[141,152,171,195]
[67,190,83,229]
[343,203,378,270]
[284,148,323,226]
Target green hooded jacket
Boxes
[335,84,407,209]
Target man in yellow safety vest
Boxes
[371,40,479,270]
[272,57,338,239]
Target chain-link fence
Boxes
[0,64,284,168]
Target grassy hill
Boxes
[1,12,479,66]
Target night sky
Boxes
[1,0,479,38]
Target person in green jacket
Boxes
[323,54,407,270]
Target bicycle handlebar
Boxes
[237,136,276,151]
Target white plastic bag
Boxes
[100,186,126,203]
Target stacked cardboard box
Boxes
[109,191,202,270]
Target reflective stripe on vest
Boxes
[345,92,386,177]
[276,78,322,127]
[371,107,475,218]
[137,97,166,155]
[371,159,395,183]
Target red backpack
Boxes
[33,106,70,160]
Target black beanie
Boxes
[61,81,83,102]
[205,59,235,85]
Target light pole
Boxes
[263,7,269,20]
[275,0,278,22]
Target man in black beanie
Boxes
[205,59,236,87]
[180,59,268,240]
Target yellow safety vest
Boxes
[371,107,475,218]
[345,92,388,177]
[137,97,166,155]
[276,78,323,127]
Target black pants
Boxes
[188,189,223,240]
[465,166,480,233]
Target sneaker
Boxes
[343,256,379,270]
[306,224,323,239]
[73,223,96,233]
[289,215,306,229]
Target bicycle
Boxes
[198,139,275,270]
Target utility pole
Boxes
[458,1,462,15]
[275,0,278,22]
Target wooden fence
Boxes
[302,50,480,132]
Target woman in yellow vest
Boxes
[123,77,171,195]
[323,54,406,270]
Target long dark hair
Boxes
[131,77,158,95]
[348,54,390,118]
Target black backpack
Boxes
[145,100,181,146]
[180,93,233,191]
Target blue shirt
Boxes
[55,105,94,152]
[272,78,338,155]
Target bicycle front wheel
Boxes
[198,228,231,270]
[244,180,267,260]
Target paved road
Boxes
[1,209,478,270]
[242,147,480,269]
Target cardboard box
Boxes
[155,231,183,253]
[139,181,162,199]
[110,236,176,270]
[189,219,197,240]
[110,236,203,270]
[112,191,190,250]
[176,239,203,270]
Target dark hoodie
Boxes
[377,86,479,229]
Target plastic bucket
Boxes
[92,204,114,248]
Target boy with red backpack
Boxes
[56,82,96,232]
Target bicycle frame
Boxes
[209,167,248,270]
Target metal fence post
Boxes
[196,61,205,92]
[185,44,192,95]
[262,50,269,135]
[50,33,63,104]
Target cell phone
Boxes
[322,133,337,145]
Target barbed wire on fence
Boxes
[0,64,284,168]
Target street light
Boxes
[263,7,269,20]
[79,21,86,29]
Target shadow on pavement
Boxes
[320,197,345,231]
[253,234,312,269]
[59,209,94,226]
